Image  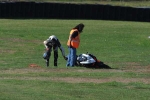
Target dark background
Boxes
[0,2,149,22]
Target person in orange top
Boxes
[66,23,85,67]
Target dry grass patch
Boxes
[1,66,150,84]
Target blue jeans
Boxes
[66,47,76,67]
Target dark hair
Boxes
[73,23,84,33]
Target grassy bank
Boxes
[1,0,150,7]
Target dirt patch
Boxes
[122,62,150,73]
[1,76,150,84]
[1,64,150,84]
[50,77,150,84]
[0,49,16,54]
[28,64,41,68]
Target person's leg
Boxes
[66,47,71,67]
[53,46,58,66]
[70,47,76,67]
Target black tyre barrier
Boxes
[129,7,138,21]
[0,2,150,22]
[112,6,122,20]
[96,4,104,20]
[14,2,35,18]
[137,8,150,22]
[44,3,56,18]
[119,6,127,21]
[0,2,8,18]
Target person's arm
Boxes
[43,40,49,50]
[56,39,66,59]
[69,31,78,47]
[71,31,78,38]
[59,45,66,57]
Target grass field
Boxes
[0,19,150,100]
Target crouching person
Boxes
[43,35,66,67]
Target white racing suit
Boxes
[43,36,65,67]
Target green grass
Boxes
[1,79,150,100]
[0,19,150,69]
[0,19,150,100]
